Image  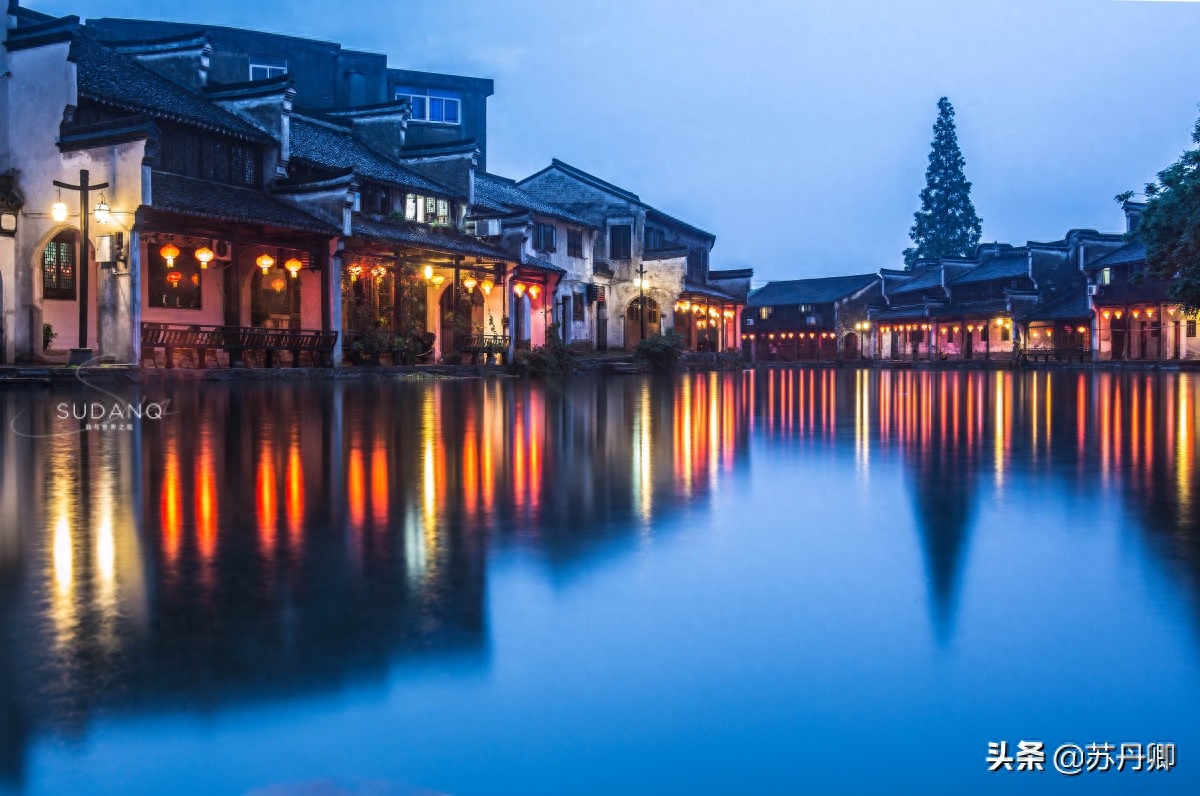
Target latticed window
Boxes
[43,231,77,300]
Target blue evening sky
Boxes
[30,0,1200,280]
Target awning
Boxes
[351,215,519,263]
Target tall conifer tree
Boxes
[904,97,983,268]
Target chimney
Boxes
[1123,200,1146,235]
[326,101,409,162]
[102,32,212,92]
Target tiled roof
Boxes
[290,116,462,198]
[350,215,518,262]
[682,281,740,302]
[70,35,273,143]
[150,171,338,234]
[520,256,566,274]
[951,253,1029,285]
[872,305,930,321]
[889,269,944,294]
[1088,240,1145,269]
[748,274,878,307]
[930,298,1009,319]
[473,173,597,228]
[1019,289,1091,322]
[519,159,714,240]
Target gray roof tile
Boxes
[71,35,272,143]
[150,171,338,234]
[351,215,518,261]
[748,274,878,307]
[473,173,597,228]
[290,116,462,198]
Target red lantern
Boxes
[166,270,183,288]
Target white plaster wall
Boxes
[6,41,146,359]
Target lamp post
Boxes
[632,262,648,342]
[53,169,108,364]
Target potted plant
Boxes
[42,323,56,352]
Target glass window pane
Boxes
[410,96,427,121]
[429,97,444,122]
[444,99,460,123]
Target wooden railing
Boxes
[141,323,338,368]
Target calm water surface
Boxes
[0,369,1198,795]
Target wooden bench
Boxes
[458,333,511,364]
[1024,346,1090,364]
[141,323,338,368]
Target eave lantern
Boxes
[195,246,214,270]
[271,276,287,293]
[528,284,541,299]
[159,243,180,267]
[166,270,183,288]
[513,282,527,297]
[285,257,303,279]
[257,253,275,275]
[462,275,478,293]
[480,278,494,296]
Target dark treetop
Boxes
[904,97,983,269]
[1131,110,1200,311]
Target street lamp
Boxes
[52,169,109,364]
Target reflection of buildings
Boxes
[744,368,1200,643]
[0,374,749,784]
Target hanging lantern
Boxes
[513,282,527,296]
[271,276,287,293]
[462,275,478,292]
[424,265,434,281]
[940,327,948,335]
[1077,326,1087,334]
[195,246,214,270]
[967,324,975,332]
[166,270,183,288]
[528,284,541,299]
[348,263,363,282]
[285,257,303,279]
[159,243,180,266]
[1132,309,1141,319]
[191,274,200,286]
[93,194,111,225]
[1145,308,1154,317]
[371,265,387,281]
[953,326,960,333]
[1046,329,1053,337]
[51,196,68,223]
[1114,310,1123,319]
[257,253,275,275]
[480,278,494,296]
[680,300,691,312]
[432,274,446,286]
[723,309,734,319]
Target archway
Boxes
[624,296,660,350]
[439,285,484,354]
[843,332,859,359]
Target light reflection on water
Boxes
[0,370,1198,795]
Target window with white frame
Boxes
[394,86,461,124]
[404,194,451,225]
[249,56,287,81]
[1099,267,1112,286]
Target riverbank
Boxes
[3,355,1199,385]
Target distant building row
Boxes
[743,201,1200,363]
[0,2,748,366]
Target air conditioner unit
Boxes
[211,239,232,261]
[472,219,500,237]
[1088,284,1100,296]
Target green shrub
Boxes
[509,323,574,377]
[635,329,686,372]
